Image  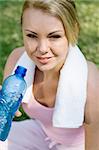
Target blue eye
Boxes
[26,34,37,38]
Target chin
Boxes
[37,63,56,71]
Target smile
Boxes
[36,56,52,64]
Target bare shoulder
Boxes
[3,46,25,80]
[85,61,99,124]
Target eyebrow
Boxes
[25,29,63,36]
[48,31,63,36]
[25,29,37,35]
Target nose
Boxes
[37,39,49,54]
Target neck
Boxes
[36,67,60,82]
[37,59,65,81]
[43,70,60,81]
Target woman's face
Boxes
[22,8,69,72]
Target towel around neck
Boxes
[12,45,88,128]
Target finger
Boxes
[0,85,2,90]
[15,110,22,117]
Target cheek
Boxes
[23,38,36,54]
[53,42,68,57]
[60,41,69,56]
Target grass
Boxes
[76,1,99,65]
[0,0,99,120]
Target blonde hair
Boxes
[21,0,80,45]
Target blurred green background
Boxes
[0,0,99,120]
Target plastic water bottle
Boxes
[0,65,27,141]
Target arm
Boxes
[84,62,99,150]
[3,47,25,80]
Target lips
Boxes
[36,56,52,64]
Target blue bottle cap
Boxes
[15,66,27,77]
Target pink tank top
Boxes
[22,88,85,147]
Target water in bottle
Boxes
[0,66,27,141]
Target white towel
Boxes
[12,45,88,128]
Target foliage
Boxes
[76,1,99,66]
[0,0,24,84]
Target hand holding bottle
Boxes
[0,85,22,117]
[0,66,27,141]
